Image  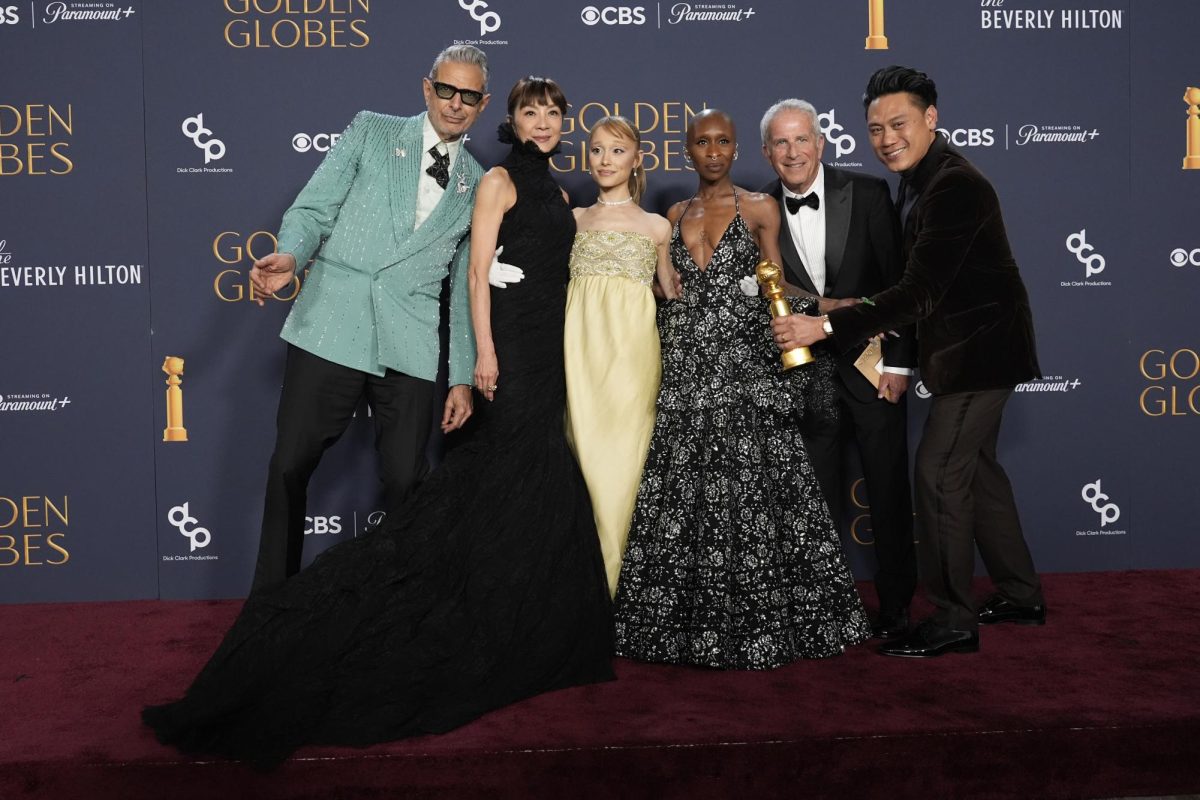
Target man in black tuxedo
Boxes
[758,99,917,639]
[772,67,1046,658]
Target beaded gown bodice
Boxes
[569,230,657,287]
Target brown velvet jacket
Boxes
[828,134,1040,395]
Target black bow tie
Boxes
[426,145,450,190]
[786,193,819,214]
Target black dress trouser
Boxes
[914,388,1043,630]
[800,379,917,617]
[251,345,434,592]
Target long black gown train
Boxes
[142,132,613,766]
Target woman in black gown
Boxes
[613,109,871,670]
[142,77,612,766]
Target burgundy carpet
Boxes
[2,570,1198,799]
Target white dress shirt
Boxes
[414,116,461,229]
[787,165,911,376]
[782,163,827,295]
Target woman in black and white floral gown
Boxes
[613,109,870,670]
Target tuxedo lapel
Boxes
[388,115,423,248]
[402,150,479,258]
[823,166,851,292]
[770,181,819,295]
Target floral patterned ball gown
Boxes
[613,192,871,670]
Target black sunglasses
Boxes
[431,80,484,107]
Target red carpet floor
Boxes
[2,570,1198,799]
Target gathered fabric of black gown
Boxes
[613,192,871,670]
[142,130,613,767]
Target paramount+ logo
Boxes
[581,5,646,25]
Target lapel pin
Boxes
[395,147,406,158]
[456,171,470,194]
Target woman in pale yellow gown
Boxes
[564,116,677,596]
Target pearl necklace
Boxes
[596,195,634,206]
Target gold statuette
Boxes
[162,356,188,442]
[1185,87,1200,170]
[755,259,814,370]
[866,0,888,50]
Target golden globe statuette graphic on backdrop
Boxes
[866,0,888,50]
[1184,88,1200,169]
[755,259,814,370]
[162,356,187,442]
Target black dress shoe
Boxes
[878,619,979,658]
[977,595,1047,626]
[871,608,909,639]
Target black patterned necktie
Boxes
[785,193,819,214]
[426,145,450,190]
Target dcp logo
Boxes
[0,5,19,24]
[937,127,995,147]
[292,132,341,153]
[1170,248,1200,267]
[182,114,226,164]
[458,0,500,35]
[168,502,211,552]
[1081,480,1120,527]
[581,5,646,25]
[1066,229,1105,277]
[817,109,855,159]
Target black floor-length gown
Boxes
[143,131,613,766]
[613,193,871,670]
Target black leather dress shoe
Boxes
[977,595,1047,626]
[878,619,979,658]
[871,608,909,639]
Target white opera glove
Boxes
[737,275,760,297]
[488,246,524,289]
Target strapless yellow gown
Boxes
[565,230,661,596]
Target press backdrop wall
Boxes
[2,0,1196,602]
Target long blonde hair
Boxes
[588,115,646,204]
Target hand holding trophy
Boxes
[755,259,814,370]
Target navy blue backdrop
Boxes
[1,0,1195,603]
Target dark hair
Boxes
[506,76,568,117]
[862,66,938,112]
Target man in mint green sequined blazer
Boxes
[246,45,491,591]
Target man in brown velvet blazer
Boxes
[774,66,1046,657]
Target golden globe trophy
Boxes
[162,356,188,442]
[1184,87,1200,170]
[866,0,888,50]
[755,259,814,370]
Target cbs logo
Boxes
[304,516,342,535]
[937,127,995,147]
[292,132,341,153]
[0,5,19,24]
[1170,248,1200,267]
[581,5,646,25]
